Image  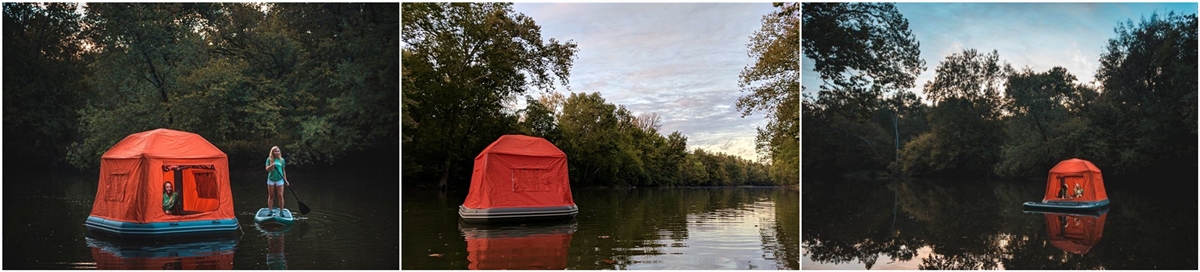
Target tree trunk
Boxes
[893,112,900,163]
[437,157,451,193]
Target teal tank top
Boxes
[267,158,285,181]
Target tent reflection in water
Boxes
[459,135,578,224]
[1023,158,1110,212]
[1041,210,1108,255]
[460,221,577,270]
[85,236,236,269]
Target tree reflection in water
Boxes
[803,177,1197,270]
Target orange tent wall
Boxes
[88,129,235,224]
[462,135,575,209]
[1042,158,1108,202]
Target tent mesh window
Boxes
[105,171,129,202]
[194,171,218,199]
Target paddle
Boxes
[286,184,311,215]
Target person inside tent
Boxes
[163,181,180,215]
[1058,177,1069,199]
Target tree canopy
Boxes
[737,2,799,184]
[803,6,1197,180]
[800,2,927,178]
[401,3,783,188]
[3,3,399,170]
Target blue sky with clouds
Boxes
[511,3,779,162]
[802,2,1198,101]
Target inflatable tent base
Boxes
[85,216,239,238]
[1022,199,1110,213]
[459,205,578,224]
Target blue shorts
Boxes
[267,179,284,186]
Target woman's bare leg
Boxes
[276,185,286,212]
[267,184,276,213]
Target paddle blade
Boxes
[297,201,311,215]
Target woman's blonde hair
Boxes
[268,146,281,160]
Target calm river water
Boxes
[802,177,1197,269]
[402,187,800,269]
[3,168,399,269]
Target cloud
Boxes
[513,3,777,161]
[888,3,1196,102]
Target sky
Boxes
[801,2,1198,102]
[510,3,780,162]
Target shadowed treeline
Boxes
[801,3,1197,181]
[3,3,399,171]
[402,3,799,189]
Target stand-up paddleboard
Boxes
[254,208,295,226]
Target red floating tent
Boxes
[85,128,238,236]
[460,135,577,223]
[463,134,575,209]
[1042,158,1108,203]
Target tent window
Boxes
[194,171,218,199]
[105,172,128,202]
[513,169,553,192]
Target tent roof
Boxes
[1049,158,1101,174]
[475,134,566,158]
[102,129,227,159]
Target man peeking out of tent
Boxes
[163,181,180,214]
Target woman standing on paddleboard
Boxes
[265,146,290,216]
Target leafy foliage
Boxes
[810,9,1196,179]
[46,3,399,169]
[799,3,927,178]
[3,3,89,169]
[801,2,924,92]
[994,67,1098,177]
[402,2,577,188]
[1092,12,1197,176]
[900,49,1009,177]
[737,3,799,184]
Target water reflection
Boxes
[84,235,237,269]
[804,178,1197,270]
[403,187,798,270]
[1036,210,1108,255]
[255,224,292,270]
[458,220,577,270]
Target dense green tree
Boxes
[517,95,560,141]
[558,92,620,186]
[3,3,89,170]
[269,3,400,164]
[655,131,689,186]
[800,2,923,97]
[901,49,1008,177]
[738,3,799,184]
[994,67,1101,177]
[402,3,577,189]
[875,89,928,169]
[63,3,398,169]
[68,3,222,168]
[681,153,709,184]
[1093,12,1197,177]
[798,2,926,178]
